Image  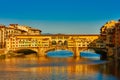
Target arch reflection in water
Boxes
[47,50,73,57]
[80,51,101,59]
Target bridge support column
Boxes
[37,47,46,57]
[73,47,80,57]
[74,51,80,57]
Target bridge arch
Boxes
[44,48,75,56]
[79,48,107,58]
[14,48,38,55]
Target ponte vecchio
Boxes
[0,24,105,57]
[6,34,105,57]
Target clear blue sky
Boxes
[0,0,120,34]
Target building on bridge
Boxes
[6,34,105,57]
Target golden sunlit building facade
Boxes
[0,24,42,48]
[0,23,106,56]
[5,34,104,56]
[100,20,120,58]
[0,25,7,48]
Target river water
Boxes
[0,51,120,80]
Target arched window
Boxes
[58,40,63,46]
[64,40,68,46]
[52,40,56,45]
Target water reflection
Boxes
[0,57,119,80]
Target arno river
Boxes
[0,51,120,80]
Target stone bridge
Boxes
[15,46,88,57]
[6,34,105,57]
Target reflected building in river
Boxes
[1,57,119,80]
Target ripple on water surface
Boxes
[0,53,118,80]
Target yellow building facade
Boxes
[100,20,120,58]
[0,23,107,56]
[6,34,104,56]
[0,24,42,48]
